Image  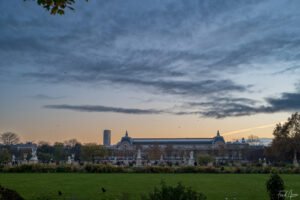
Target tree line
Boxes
[0,137,107,164]
[1,112,300,165]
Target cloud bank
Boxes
[193,92,300,118]
[1,0,300,118]
[44,104,165,115]
[44,91,300,118]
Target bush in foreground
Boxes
[141,182,206,200]
[0,185,24,200]
[266,172,285,200]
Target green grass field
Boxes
[0,173,300,200]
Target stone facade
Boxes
[107,130,251,164]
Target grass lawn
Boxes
[0,173,300,200]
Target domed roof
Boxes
[120,130,132,144]
[213,130,225,144]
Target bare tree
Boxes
[147,145,162,160]
[38,141,50,146]
[0,132,20,145]
[64,138,80,147]
[247,135,261,146]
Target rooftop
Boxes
[132,138,214,145]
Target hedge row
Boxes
[1,164,300,174]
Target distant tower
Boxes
[103,130,111,146]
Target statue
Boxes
[11,154,16,165]
[32,148,37,157]
[113,156,117,164]
[160,154,164,162]
[136,149,142,167]
[30,148,38,163]
[124,158,129,166]
[183,155,187,165]
[22,153,28,164]
[137,149,142,159]
[188,151,195,166]
[263,158,268,167]
[67,156,72,164]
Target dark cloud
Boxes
[113,78,248,96]
[273,66,300,75]
[2,0,300,78]
[1,0,300,119]
[44,104,165,115]
[42,91,300,117]
[23,55,249,96]
[31,75,247,97]
[205,36,300,71]
[267,92,300,111]
[192,92,300,118]
[44,104,201,116]
[32,94,65,100]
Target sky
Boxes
[1,0,300,144]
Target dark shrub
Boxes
[262,167,272,174]
[234,167,241,173]
[0,185,24,200]
[292,167,300,174]
[197,155,214,166]
[134,166,174,173]
[141,182,206,200]
[84,164,125,173]
[266,172,285,200]
[203,166,218,173]
[174,166,219,173]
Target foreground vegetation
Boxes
[2,163,300,174]
[1,173,300,199]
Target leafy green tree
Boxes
[64,139,81,159]
[141,182,207,200]
[73,143,81,161]
[80,143,107,162]
[266,172,285,200]
[26,0,88,15]
[269,112,300,163]
[197,155,214,166]
[37,142,54,163]
[0,148,11,164]
[53,142,65,162]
